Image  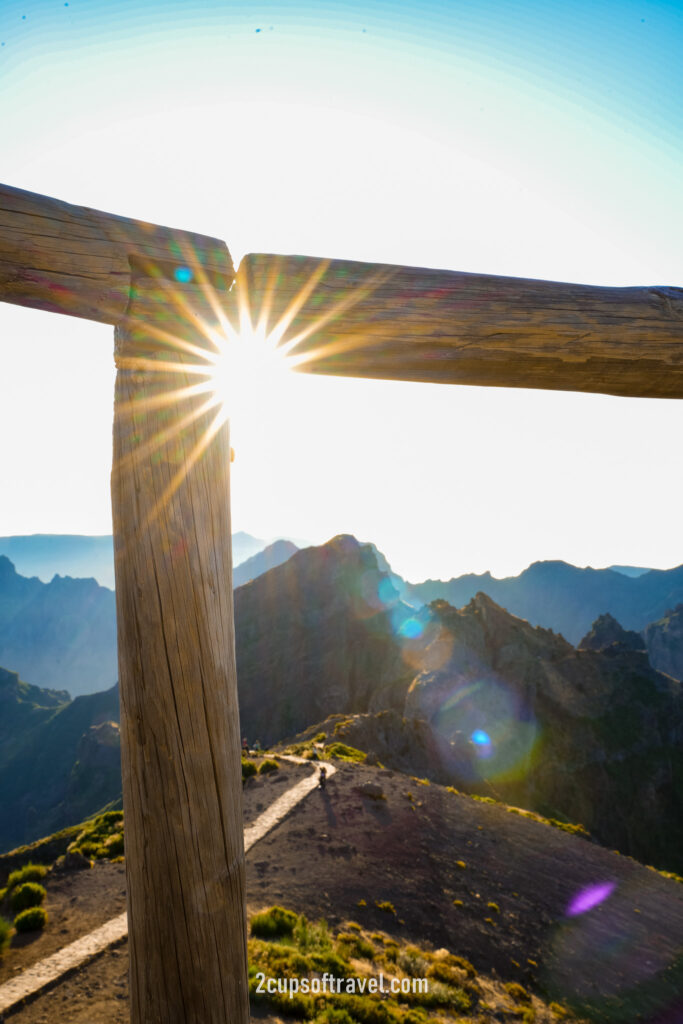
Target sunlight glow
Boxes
[110,254,388,536]
[206,318,294,430]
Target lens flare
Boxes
[425,673,539,784]
[567,881,616,917]
[547,874,682,1015]
[399,617,424,639]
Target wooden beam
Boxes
[235,254,683,398]
[112,265,249,1023]
[0,182,233,323]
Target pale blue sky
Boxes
[0,0,681,580]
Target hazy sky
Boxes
[1,0,681,581]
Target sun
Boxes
[203,316,295,431]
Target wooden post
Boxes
[111,262,249,1023]
[0,183,249,1024]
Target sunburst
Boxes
[114,251,390,530]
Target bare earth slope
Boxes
[3,761,682,1023]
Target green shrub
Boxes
[251,905,298,940]
[68,811,125,861]
[309,950,348,975]
[10,882,46,914]
[0,917,11,954]
[383,941,399,963]
[336,931,376,960]
[325,742,366,763]
[428,959,469,985]
[258,758,279,775]
[242,758,257,781]
[313,1009,355,1024]
[398,946,428,977]
[444,954,476,979]
[549,1002,569,1019]
[14,906,47,933]
[375,900,396,914]
[403,979,471,1012]
[6,863,48,890]
[248,971,314,1018]
[106,833,125,857]
[293,914,331,953]
[76,841,102,859]
[506,981,531,1003]
[333,994,400,1024]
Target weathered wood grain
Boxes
[235,254,683,398]
[112,268,248,1024]
[0,182,233,323]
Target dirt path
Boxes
[0,756,331,1018]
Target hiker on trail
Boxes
[319,766,327,790]
[242,736,249,754]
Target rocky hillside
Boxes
[400,595,683,874]
[235,535,413,745]
[643,604,683,681]
[0,669,120,853]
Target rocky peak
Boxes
[579,612,646,653]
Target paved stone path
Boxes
[0,756,334,1016]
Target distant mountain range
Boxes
[401,559,683,646]
[0,538,682,699]
[232,539,299,588]
[2,534,682,880]
[0,531,306,590]
[0,556,117,696]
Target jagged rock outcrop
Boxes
[643,604,683,681]
[400,593,683,873]
[293,710,465,784]
[579,612,647,653]
[0,678,120,853]
[64,721,121,826]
